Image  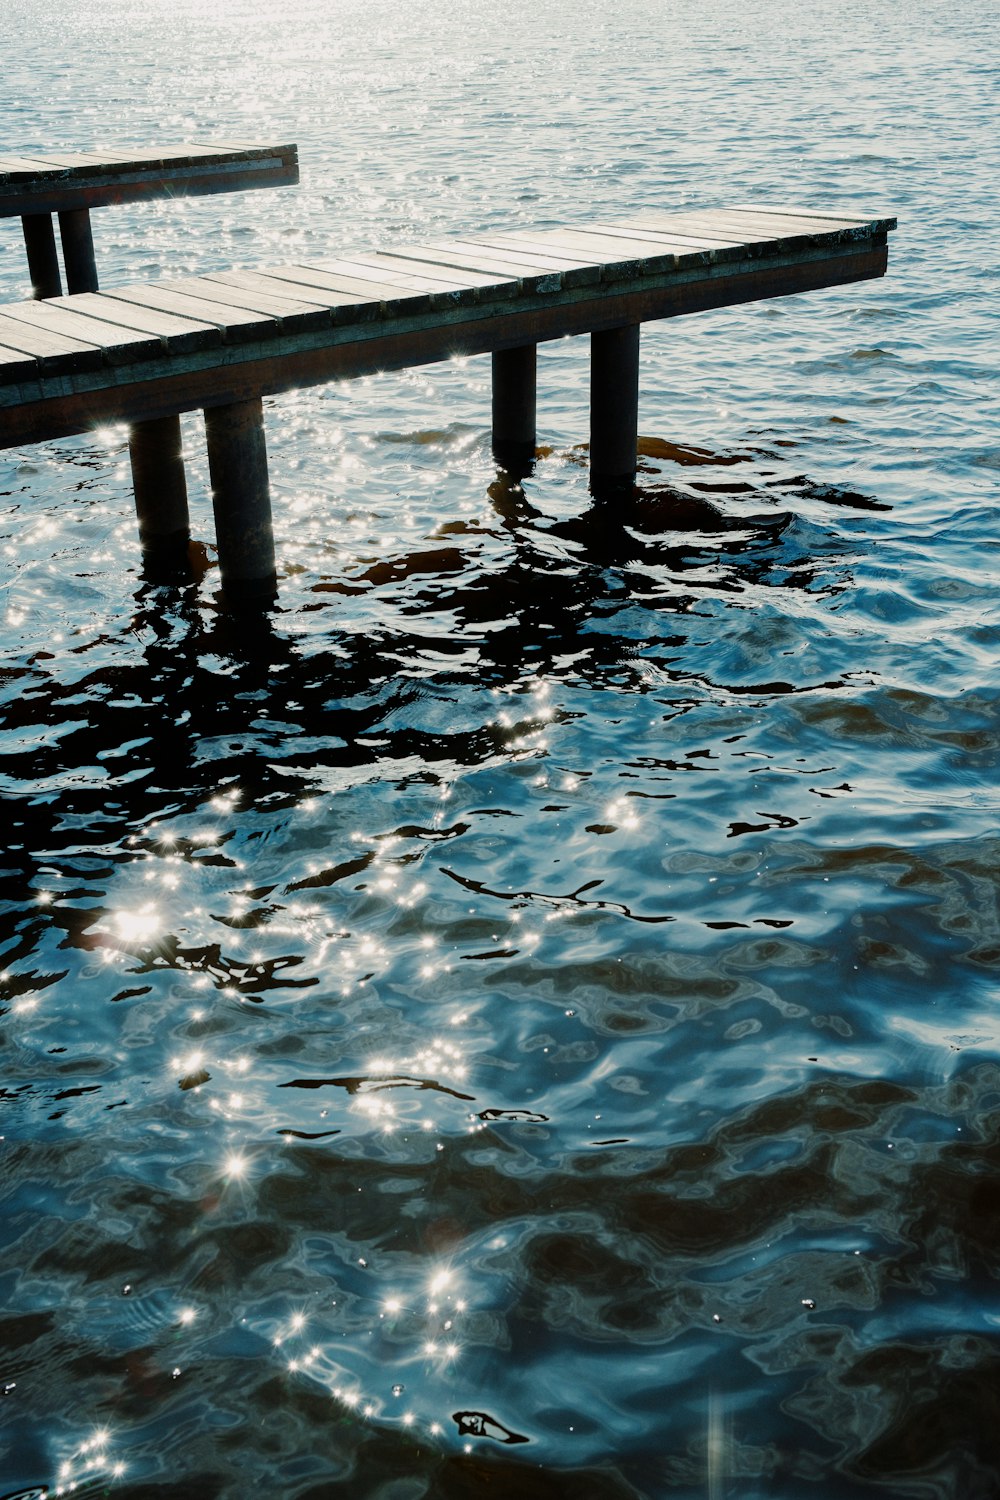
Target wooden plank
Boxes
[0,299,164,365]
[1,153,117,172]
[406,238,568,276]
[381,241,559,295]
[371,241,527,294]
[121,145,245,160]
[731,203,897,231]
[509,227,689,274]
[0,312,104,373]
[222,267,413,319]
[462,232,611,277]
[393,241,580,290]
[722,207,868,229]
[709,209,894,243]
[189,141,298,160]
[554,224,778,272]
[364,251,506,291]
[470,230,605,261]
[627,209,874,246]
[0,157,75,176]
[667,208,867,236]
[206,266,410,317]
[65,292,224,352]
[0,342,40,385]
[191,276,344,334]
[488,228,664,278]
[445,235,603,288]
[188,273,340,331]
[301,257,479,309]
[193,139,291,150]
[81,145,266,168]
[624,212,808,252]
[312,254,487,306]
[96,147,294,175]
[200,270,338,309]
[260,262,442,316]
[486,229,649,281]
[587,221,751,252]
[100,284,282,341]
[606,220,760,257]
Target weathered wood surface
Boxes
[0,207,896,448]
[0,143,299,217]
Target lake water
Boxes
[1,1,999,1496]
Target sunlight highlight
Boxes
[112,903,162,943]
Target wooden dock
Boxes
[0,204,896,599]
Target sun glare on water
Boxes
[111,904,162,943]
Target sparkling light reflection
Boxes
[53,1427,125,1494]
[111,903,162,943]
[270,1256,472,1446]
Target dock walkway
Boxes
[0,204,896,599]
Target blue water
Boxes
[1,1,999,1496]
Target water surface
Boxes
[2,1,1000,1495]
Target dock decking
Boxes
[0,204,896,598]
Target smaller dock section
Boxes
[0,142,299,298]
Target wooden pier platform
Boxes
[0,204,896,599]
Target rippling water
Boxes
[1,1,999,1496]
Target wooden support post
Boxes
[21,214,62,299]
[58,208,99,294]
[590,323,640,495]
[492,344,536,476]
[205,397,276,600]
[128,414,191,567]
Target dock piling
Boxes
[492,344,537,476]
[205,398,276,599]
[590,324,640,495]
[58,208,100,294]
[21,214,62,299]
[128,414,191,566]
